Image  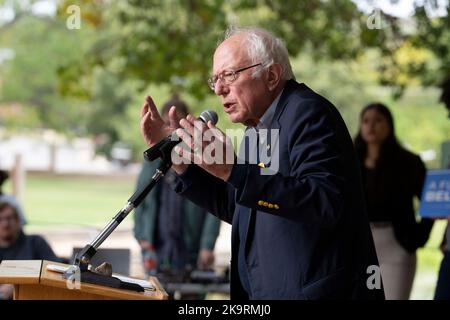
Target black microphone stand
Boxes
[63,138,176,292]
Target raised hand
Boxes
[140,96,180,147]
[173,114,235,181]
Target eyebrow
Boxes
[212,67,234,77]
[212,63,249,77]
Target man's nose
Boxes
[214,80,229,96]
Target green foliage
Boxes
[0,14,94,133]
[369,1,450,93]
[233,0,369,59]
[61,0,385,100]
[72,0,229,99]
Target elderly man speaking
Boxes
[140,27,384,300]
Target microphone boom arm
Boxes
[64,140,174,289]
[64,110,217,290]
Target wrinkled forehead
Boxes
[213,35,250,75]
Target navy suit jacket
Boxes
[173,80,384,300]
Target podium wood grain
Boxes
[0,260,168,300]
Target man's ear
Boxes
[266,64,283,91]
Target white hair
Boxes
[223,26,295,81]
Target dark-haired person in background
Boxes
[354,103,434,300]
[0,202,60,299]
[134,96,221,283]
[440,77,450,119]
[0,170,26,225]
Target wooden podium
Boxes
[0,260,168,300]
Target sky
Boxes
[354,0,449,17]
[0,0,56,22]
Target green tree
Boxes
[354,0,450,96]
[0,14,94,132]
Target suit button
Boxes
[258,200,264,206]
[274,204,280,209]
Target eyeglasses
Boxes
[207,63,262,91]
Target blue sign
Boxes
[419,170,450,217]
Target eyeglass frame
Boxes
[207,63,262,91]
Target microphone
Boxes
[198,110,219,125]
[143,110,218,162]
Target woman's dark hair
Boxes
[440,76,450,117]
[160,94,189,118]
[354,102,402,168]
[0,170,9,188]
[354,103,406,200]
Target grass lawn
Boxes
[4,173,137,228]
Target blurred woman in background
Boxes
[354,102,434,300]
[0,170,26,225]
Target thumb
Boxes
[207,120,217,130]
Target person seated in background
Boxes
[0,202,60,299]
[0,170,26,225]
[134,96,221,285]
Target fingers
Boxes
[175,127,193,148]
[145,96,162,121]
[141,95,161,121]
[174,126,198,154]
[179,114,209,153]
[177,116,229,151]
[140,108,152,134]
[207,120,228,143]
[168,106,179,129]
[140,98,149,118]
[179,114,207,136]
[173,144,201,164]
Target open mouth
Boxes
[223,102,236,112]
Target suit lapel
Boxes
[257,79,300,168]
[241,80,302,252]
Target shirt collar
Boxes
[255,88,284,131]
